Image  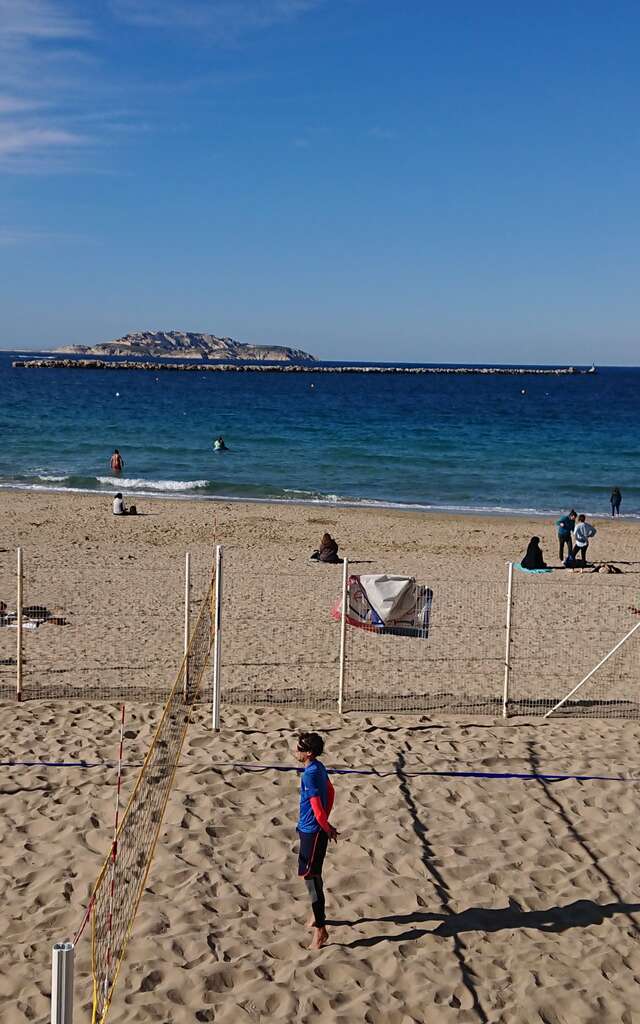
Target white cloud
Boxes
[0,96,45,114]
[0,0,322,172]
[0,227,52,244]
[368,125,396,141]
[0,126,85,158]
[0,1,96,169]
[110,0,322,38]
[0,0,89,40]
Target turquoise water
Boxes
[1,353,638,517]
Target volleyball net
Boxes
[88,573,214,1024]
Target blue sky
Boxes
[1,1,639,363]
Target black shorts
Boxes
[297,829,328,878]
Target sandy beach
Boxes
[1,490,639,1023]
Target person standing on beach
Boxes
[610,487,622,517]
[294,732,338,950]
[110,449,124,474]
[572,514,597,566]
[555,510,576,562]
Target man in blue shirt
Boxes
[294,732,338,949]
[555,509,576,562]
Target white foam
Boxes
[95,476,208,492]
[37,474,67,482]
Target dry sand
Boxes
[1,490,639,1023]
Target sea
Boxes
[1,352,638,519]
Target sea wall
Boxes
[12,359,590,375]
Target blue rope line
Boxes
[1,759,639,784]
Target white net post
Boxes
[211,544,223,731]
[183,551,190,701]
[51,941,74,1024]
[16,546,23,701]
[502,561,514,718]
[337,558,348,714]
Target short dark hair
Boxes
[297,732,324,756]
[116,492,123,499]
[569,509,576,517]
[578,513,585,522]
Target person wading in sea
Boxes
[294,732,338,949]
[610,487,622,517]
[110,449,124,474]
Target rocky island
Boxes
[53,329,315,362]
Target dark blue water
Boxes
[1,352,638,517]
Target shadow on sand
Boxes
[334,743,640,1023]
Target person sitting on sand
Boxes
[310,533,342,564]
[110,448,124,474]
[112,492,137,516]
[294,732,338,950]
[521,536,547,570]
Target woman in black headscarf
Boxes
[521,536,547,570]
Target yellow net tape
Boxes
[90,575,214,1023]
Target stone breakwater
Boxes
[13,359,591,375]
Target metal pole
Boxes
[183,551,191,701]
[337,558,348,715]
[16,547,23,701]
[212,545,223,731]
[544,619,640,719]
[51,942,74,1024]
[502,561,513,719]
[104,704,125,1005]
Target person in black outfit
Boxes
[610,487,622,517]
[521,536,547,570]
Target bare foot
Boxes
[308,926,329,949]
[307,915,316,929]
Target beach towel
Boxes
[514,563,553,575]
[331,574,433,638]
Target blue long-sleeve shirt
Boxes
[556,515,574,537]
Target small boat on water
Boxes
[588,363,597,374]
